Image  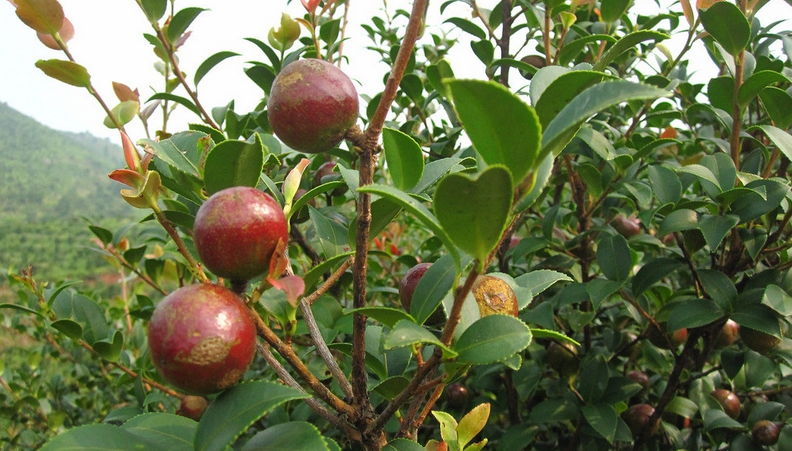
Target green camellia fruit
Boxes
[711,389,741,419]
[268,58,359,153]
[148,284,257,395]
[740,326,781,355]
[546,341,580,377]
[193,186,288,283]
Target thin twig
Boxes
[300,299,355,399]
[257,342,360,440]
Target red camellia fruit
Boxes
[623,404,660,437]
[399,263,445,325]
[176,395,209,421]
[193,186,288,283]
[399,263,432,312]
[268,59,359,153]
[714,319,739,349]
[611,214,641,238]
[443,383,469,409]
[711,389,741,419]
[627,370,651,390]
[752,420,780,445]
[148,284,257,395]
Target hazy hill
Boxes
[0,102,135,282]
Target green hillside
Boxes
[0,102,136,283]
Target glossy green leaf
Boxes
[51,291,108,344]
[516,153,554,212]
[383,439,428,451]
[666,396,699,419]
[556,35,616,67]
[668,298,723,330]
[195,51,240,86]
[308,206,348,257]
[35,59,91,88]
[597,234,631,281]
[93,330,124,362]
[40,424,162,451]
[383,128,424,192]
[411,253,470,325]
[648,165,682,205]
[763,284,792,316]
[592,30,669,72]
[700,2,751,56]
[166,7,206,44]
[659,209,698,236]
[582,404,618,443]
[147,93,201,117]
[700,152,737,198]
[471,40,495,66]
[140,0,167,23]
[578,355,609,403]
[241,422,329,451]
[698,214,739,250]
[443,17,486,40]
[732,304,782,337]
[434,166,513,264]
[599,0,631,23]
[541,81,670,160]
[195,381,309,451]
[759,87,792,129]
[203,134,265,195]
[632,258,685,297]
[676,164,721,189]
[730,179,789,223]
[356,184,459,264]
[455,315,532,365]
[384,319,455,357]
[756,125,792,164]
[535,71,609,129]
[122,413,196,451]
[514,270,573,309]
[426,60,455,98]
[703,409,744,432]
[707,76,734,112]
[14,0,63,34]
[327,342,387,381]
[739,71,789,108]
[447,79,541,182]
[50,319,82,340]
[346,307,413,329]
[0,303,44,317]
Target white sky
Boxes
[0,1,789,145]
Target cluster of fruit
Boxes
[146,59,359,413]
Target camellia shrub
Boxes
[3,0,792,450]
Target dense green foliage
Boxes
[3,0,792,450]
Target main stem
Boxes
[349,0,429,447]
